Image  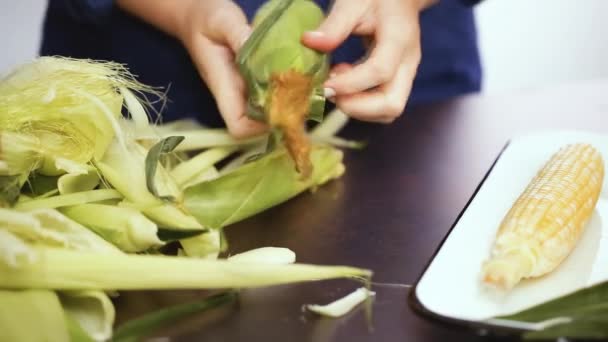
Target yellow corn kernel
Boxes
[482,143,604,291]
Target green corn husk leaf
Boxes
[0,247,372,290]
[495,281,608,340]
[65,312,95,342]
[97,138,196,223]
[0,290,70,342]
[60,290,115,342]
[112,291,237,342]
[96,137,215,257]
[145,136,185,201]
[183,144,344,229]
[60,204,164,253]
[237,0,329,123]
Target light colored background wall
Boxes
[475,0,608,93]
[1,0,607,94]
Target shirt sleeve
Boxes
[460,0,483,6]
[61,0,114,25]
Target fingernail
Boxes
[305,31,325,38]
[323,87,336,98]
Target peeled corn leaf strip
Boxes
[1,208,121,255]
[165,129,265,152]
[228,247,296,264]
[178,167,220,190]
[179,229,222,259]
[0,290,70,342]
[65,312,95,342]
[496,281,608,339]
[1,247,371,290]
[311,109,349,138]
[183,145,345,229]
[170,146,238,188]
[306,287,375,318]
[120,86,153,137]
[57,168,100,195]
[312,136,367,150]
[155,118,205,134]
[112,291,237,342]
[14,189,122,211]
[60,290,115,342]
[61,204,164,253]
[145,136,184,200]
[219,142,267,175]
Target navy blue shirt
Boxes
[40,0,482,126]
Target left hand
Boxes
[302,0,435,123]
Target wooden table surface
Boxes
[115,80,608,341]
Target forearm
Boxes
[116,0,193,39]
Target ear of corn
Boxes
[237,0,329,178]
[482,143,605,291]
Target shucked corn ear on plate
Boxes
[411,131,608,327]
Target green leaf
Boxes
[0,175,21,207]
[112,291,237,342]
[65,313,95,342]
[145,136,184,200]
[0,290,70,342]
[157,227,208,242]
[497,281,608,340]
[183,145,344,229]
[60,290,114,342]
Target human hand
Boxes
[302,0,435,123]
[177,0,267,138]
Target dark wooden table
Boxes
[115,80,608,341]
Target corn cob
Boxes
[237,0,329,178]
[481,143,604,291]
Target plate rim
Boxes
[406,139,526,338]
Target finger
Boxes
[190,38,267,138]
[301,0,368,52]
[336,59,418,123]
[324,63,353,99]
[325,12,416,95]
[204,2,252,52]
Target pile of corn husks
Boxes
[0,56,371,341]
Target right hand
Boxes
[177,0,267,138]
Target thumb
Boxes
[301,0,367,53]
[205,4,252,52]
